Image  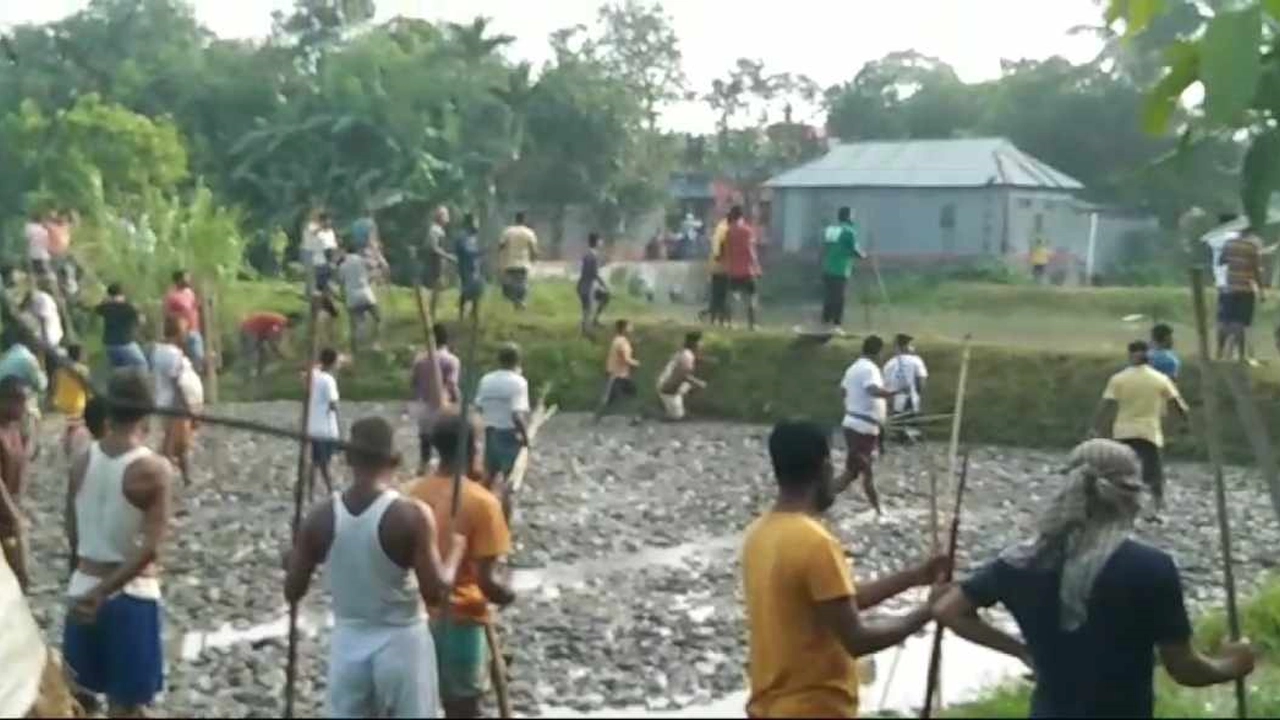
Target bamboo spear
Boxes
[284,300,320,719]
[1189,267,1247,720]
[921,450,970,719]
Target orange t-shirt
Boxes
[403,473,511,624]
[606,335,635,378]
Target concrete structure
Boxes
[766,138,1156,280]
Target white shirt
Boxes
[150,343,185,409]
[883,353,928,413]
[841,358,886,435]
[25,222,50,261]
[29,291,62,347]
[339,255,374,304]
[475,369,530,430]
[313,229,338,266]
[309,370,340,439]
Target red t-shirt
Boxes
[723,222,760,279]
[164,287,201,332]
[241,312,287,340]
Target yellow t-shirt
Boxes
[743,512,859,719]
[1103,364,1183,447]
[606,335,634,378]
[710,220,728,275]
[1030,243,1050,266]
[499,225,538,271]
[52,364,88,418]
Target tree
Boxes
[825,51,977,141]
[592,0,687,129]
[1105,0,1277,227]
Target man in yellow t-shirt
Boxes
[1093,340,1190,517]
[742,420,946,718]
[403,413,515,718]
[52,344,89,459]
[1030,237,1050,283]
[595,319,641,420]
[498,212,539,310]
[701,217,730,326]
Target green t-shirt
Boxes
[822,222,860,278]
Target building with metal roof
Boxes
[764,137,1152,279]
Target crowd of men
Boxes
[0,199,1269,720]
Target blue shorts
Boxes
[484,427,522,478]
[312,439,339,467]
[185,330,206,366]
[105,343,148,369]
[63,594,164,706]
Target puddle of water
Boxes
[510,535,740,593]
[537,630,1024,719]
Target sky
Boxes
[1,0,1107,132]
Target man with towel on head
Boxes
[933,439,1255,718]
[285,416,467,718]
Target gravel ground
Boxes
[18,404,1280,716]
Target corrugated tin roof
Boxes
[765,138,1084,190]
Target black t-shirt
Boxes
[96,300,139,346]
[962,539,1192,719]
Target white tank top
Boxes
[75,442,154,564]
[326,490,424,628]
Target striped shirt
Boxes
[1220,235,1263,293]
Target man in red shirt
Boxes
[239,311,298,382]
[721,205,761,330]
[163,270,205,372]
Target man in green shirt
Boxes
[821,207,864,329]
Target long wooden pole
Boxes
[284,301,320,720]
[1189,267,1247,720]
[921,450,970,720]
[938,338,972,552]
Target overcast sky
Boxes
[2,0,1106,132]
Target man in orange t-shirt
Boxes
[238,311,297,381]
[403,413,515,718]
[595,318,641,420]
[722,205,761,330]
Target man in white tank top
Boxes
[62,369,173,716]
[285,416,466,718]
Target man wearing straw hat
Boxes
[933,439,1255,718]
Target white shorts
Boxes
[328,621,440,718]
[659,383,690,420]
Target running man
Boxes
[95,284,147,369]
[338,243,382,353]
[0,327,48,456]
[309,348,342,496]
[1149,323,1180,380]
[821,207,864,329]
[596,320,641,420]
[498,212,538,310]
[0,378,30,592]
[882,333,928,443]
[657,331,707,421]
[474,344,531,482]
[934,439,1255,718]
[577,232,610,336]
[1217,226,1265,361]
[63,370,173,717]
[285,416,466,718]
[425,206,457,318]
[743,419,947,718]
[411,325,461,475]
[405,413,517,718]
[455,213,484,322]
[722,206,761,330]
[163,270,204,372]
[152,317,200,486]
[840,335,901,516]
[1092,340,1189,518]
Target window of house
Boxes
[1034,214,1045,233]
[940,204,957,230]
[1018,198,1033,209]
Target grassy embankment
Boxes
[947,578,1280,717]
[69,279,1280,461]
